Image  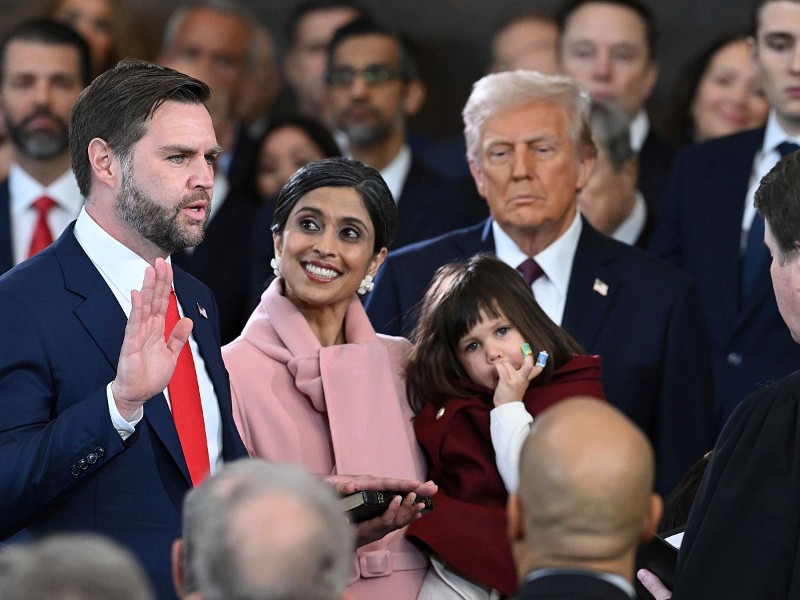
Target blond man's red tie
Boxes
[165,290,209,486]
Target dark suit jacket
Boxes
[0,180,14,276]
[0,225,247,599]
[514,572,634,600]
[172,188,261,344]
[649,127,800,429]
[392,157,487,250]
[638,128,677,223]
[366,218,716,496]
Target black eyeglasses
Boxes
[327,65,404,87]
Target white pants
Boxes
[417,556,502,600]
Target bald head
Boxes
[511,397,660,581]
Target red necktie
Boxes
[517,258,544,286]
[165,290,209,486]
[28,196,56,258]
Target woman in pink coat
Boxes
[223,158,431,599]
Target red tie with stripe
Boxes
[28,196,56,258]
[165,290,209,486]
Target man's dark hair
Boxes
[0,18,91,87]
[755,149,800,265]
[325,16,419,83]
[556,0,658,59]
[69,60,210,198]
[271,156,396,253]
[750,0,800,36]
[286,0,367,48]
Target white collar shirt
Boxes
[9,163,83,265]
[493,212,581,326]
[379,144,412,205]
[629,110,649,153]
[610,191,647,246]
[73,207,222,472]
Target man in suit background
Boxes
[556,0,675,223]
[649,0,800,429]
[579,100,654,249]
[509,397,662,600]
[172,459,355,600]
[0,18,90,275]
[366,70,715,496]
[0,61,247,599]
[324,16,487,248]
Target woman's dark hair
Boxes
[663,31,753,145]
[659,452,711,532]
[406,254,583,413]
[270,157,396,253]
[259,116,342,162]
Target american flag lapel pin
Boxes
[197,303,208,319]
[592,278,609,297]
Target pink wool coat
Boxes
[222,279,428,599]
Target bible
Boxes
[340,490,434,523]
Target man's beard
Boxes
[116,161,211,255]
[4,109,69,160]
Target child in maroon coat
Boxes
[406,255,605,599]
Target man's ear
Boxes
[469,160,487,199]
[575,153,596,191]
[87,137,118,190]
[639,494,664,543]
[507,493,524,542]
[403,79,427,116]
[171,538,186,598]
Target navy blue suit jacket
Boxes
[513,572,633,600]
[0,225,247,599]
[366,218,716,496]
[649,127,800,429]
[0,180,13,276]
[638,128,677,223]
[172,188,261,344]
[392,157,487,250]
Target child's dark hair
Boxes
[406,254,583,413]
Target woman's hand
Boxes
[493,352,545,407]
[323,475,438,547]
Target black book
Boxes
[340,490,434,523]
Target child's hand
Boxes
[492,351,545,407]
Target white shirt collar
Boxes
[9,162,83,215]
[761,110,800,154]
[629,110,649,153]
[73,206,166,316]
[611,191,647,246]
[379,144,412,204]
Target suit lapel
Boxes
[0,181,13,275]
[561,223,620,350]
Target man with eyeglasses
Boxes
[324,17,487,249]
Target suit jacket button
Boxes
[70,465,81,476]
[95,447,105,457]
[87,453,97,464]
[78,459,88,470]
[726,352,743,366]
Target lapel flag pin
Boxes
[592,278,609,297]
[197,303,208,319]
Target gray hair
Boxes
[182,458,355,600]
[161,0,262,68]
[588,100,635,172]
[463,70,595,164]
[0,534,154,600]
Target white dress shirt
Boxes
[610,191,647,246]
[742,112,800,253]
[629,110,649,153]
[73,208,222,472]
[379,144,412,205]
[9,163,83,265]
[493,212,582,326]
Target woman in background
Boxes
[665,32,768,144]
[49,0,146,77]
